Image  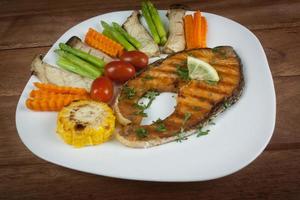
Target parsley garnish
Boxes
[133,91,160,117]
[183,113,192,125]
[153,118,167,132]
[208,119,215,125]
[142,75,154,81]
[175,112,192,142]
[123,85,136,99]
[136,127,148,138]
[204,80,218,85]
[133,103,148,117]
[176,65,190,81]
[223,101,231,109]
[196,129,210,137]
[212,47,227,59]
[187,52,194,57]
[143,91,159,101]
[176,133,188,142]
[192,106,202,111]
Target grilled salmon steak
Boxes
[114,46,244,148]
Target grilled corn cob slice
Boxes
[56,100,115,147]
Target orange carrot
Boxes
[33,82,88,96]
[200,16,207,48]
[30,90,89,99]
[26,95,89,111]
[26,83,90,111]
[85,28,124,57]
[184,15,194,49]
[193,11,202,48]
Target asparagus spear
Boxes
[55,49,102,79]
[57,57,97,79]
[102,29,116,41]
[101,21,136,51]
[112,22,142,49]
[141,1,160,44]
[59,43,105,69]
[146,0,167,45]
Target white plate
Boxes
[16,11,276,182]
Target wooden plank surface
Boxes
[1,149,299,200]
[0,0,299,199]
[0,0,300,50]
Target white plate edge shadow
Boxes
[15,10,276,182]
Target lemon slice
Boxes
[187,56,219,82]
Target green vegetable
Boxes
[101,21,136,51]
[133,91,160,117]
[123,85,136,99]
[136,127,148,138]
[176,133,188,142]
[146,0,167,45]
[196,128,210,137]
[57,57,97,79]
[183,113,192,126]
[141,1,160,44]
[154,118,167,132]
[142,75,154,81]
[223,101,231,109]
[176,65,190,81]
[55,49,102,79]
[133,103,148,117]
[112,22,141,49]
[59,43,105,69]
[102,29,116,41]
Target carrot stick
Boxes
[193,11,202,48]
[33,82,89,96]
[85,28,124,57]
[30,90,89,99]
[26,95,89,111]
[200,16,207,48]
[184,15,194,49]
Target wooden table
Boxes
[1,0,299,199]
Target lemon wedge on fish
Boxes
[187,56,219,82]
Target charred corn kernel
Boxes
[56,100,115,148]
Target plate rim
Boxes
[15,10,276,182]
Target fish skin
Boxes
[123,11,160,57]
[115,46,244,147]
[163,8,186,54]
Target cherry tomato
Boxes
[105,61,136,83]
[90,76,113,103]
[120,51,149,70]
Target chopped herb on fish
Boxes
[212,47,227,59]
[175,112,192,142]
[123,85,136,99]
[223,101,231,109]
[196,128,210,137]
[153,118,167,132]
[208,119,215,125]
[205,80,218,85]
[192,106,202,111]
[187,52,194,57]
[143,91,159,101]
[183,112,192,125]
[176,133,188,142]
[136,127,148,138]
[142,75,154,81]
[133,103,148,117]
[176,65,190,81]
[133,91,159,117]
